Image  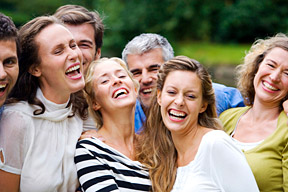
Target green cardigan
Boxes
[220,107,288,192]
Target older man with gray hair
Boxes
[122,33,245,132]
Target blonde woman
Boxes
[75,58,151,191]
[220,33,288,191]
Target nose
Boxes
[0,63,7,80]
[174,94,184,107]
[68,47,79,62]
[141,69,153,85]
[269,69,281,82]
[112,76,122,86]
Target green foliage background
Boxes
[1,0,288,62]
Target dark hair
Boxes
[8,15,86,118]
[54,4,104,50]
[0,12,20,57]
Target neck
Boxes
[98,106,136,159]
[172,125,209,167]
[250,98,281,121]
[40,87,70,104]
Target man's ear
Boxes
[29,65,41,77]
[157,89,162,106]
[92,101,101,111]
[95,48,101,60]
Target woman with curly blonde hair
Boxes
[220,33,288,191]
[137,56,258,191]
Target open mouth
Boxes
[0,84,7,93]
[112,88,129,99]
[263,81,279,91]
[141,88,153,95]
[65,64,81,78]
[168,109,187,121]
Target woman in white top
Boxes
[0,16,85,191]
[75,58,151,191]
[136,56,259,191]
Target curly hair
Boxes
[136,56,221,191]
[237,33,288,108]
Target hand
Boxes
[79,130,105,142]
[283,100,288,115]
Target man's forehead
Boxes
[126,49,164,68]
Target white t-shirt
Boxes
[171,130,259,192]
[0,89,83,192]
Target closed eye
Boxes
[187,95,196,99]
[101,80,109,84]
[167,90,176,95]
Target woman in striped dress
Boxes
[75,57,151,192]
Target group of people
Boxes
[0,4,287,192]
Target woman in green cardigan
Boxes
[220,33,288,191]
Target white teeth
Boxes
[113,89,128,98]
[170,116,185,121]
[169,110,186,117]
[263,81,278,91]
[0,84,7,89]
[143,88,152,94]
[66,65,80,73]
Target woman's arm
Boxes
[0,169,20,192]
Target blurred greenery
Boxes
[1,0,288,67]
[174,41,251,66]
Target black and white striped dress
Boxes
[75,137,151,192]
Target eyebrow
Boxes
[99,69,125,78]
[130,64,160,74]
[5,56,17,60]
[148,64,160,69]
[266,59,277,64]
[130,68,140,74]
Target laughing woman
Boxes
[0,16,85,191]
[220,34,288,191]
[74,58,151,192]
[137,56,259,192]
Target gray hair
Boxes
[122,33,174,66]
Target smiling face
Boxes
[157,70,207,134]
[253,47,288,107]
[33,23,84,104]
[65,23,100,74]
[92,60,137,114]
[126,48,163,109]
[0,40,19,106]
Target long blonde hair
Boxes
[136,56,221,191]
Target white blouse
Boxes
[0,89,83,192]
[172,130,259,192]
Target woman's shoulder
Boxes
[220,106,249,119]
[4,101,36,116]
[201,130,240,153]
[202,130,232,144]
